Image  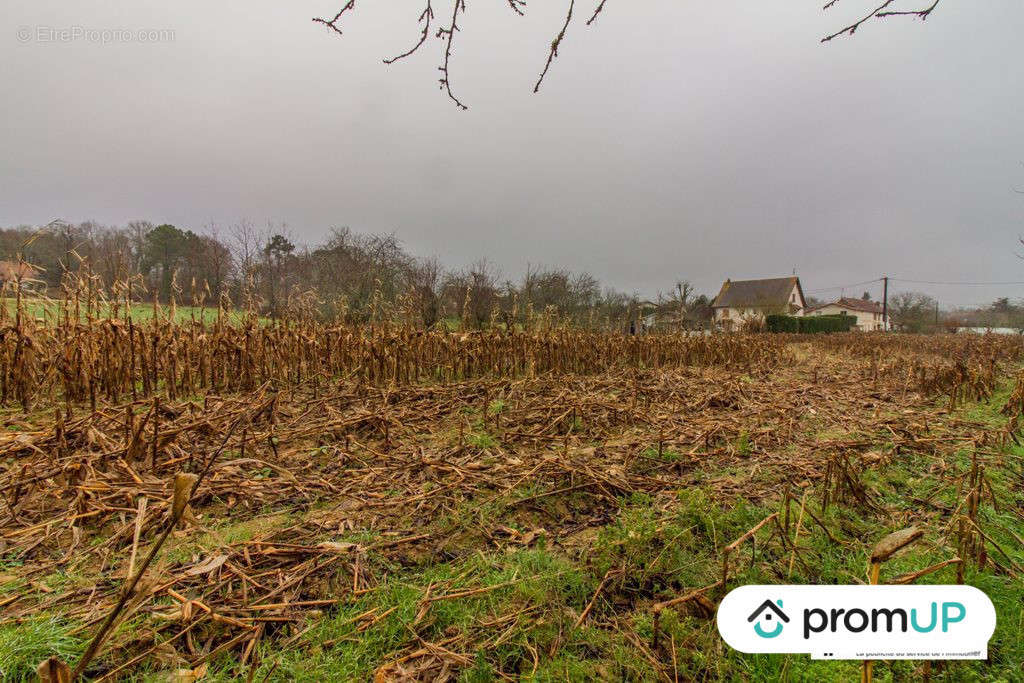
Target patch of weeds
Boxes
[626,491,653,507]
[0,616,84,683]
[814,427,853,442]
[735,430,751,457]
[162,510,296,565]
[251,466,275,480]
[0,556,24,572]
[642,446,682,463]
[466,430,497,449]
[0,571,25,595]
[594,503,700,593]
[38,569,92,594]
[434,493,504,535]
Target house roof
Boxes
[712,277,803,310]
[807,297,883,314]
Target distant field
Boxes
[1,297,252,324]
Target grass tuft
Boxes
[0,617,84,683]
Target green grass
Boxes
[3,297,255,324]
[0,617,84,683]
[735,430,752,457]
[641,445,683,463]
[161,510,299,565]
[463,422,499,449]
[201,549,595,681]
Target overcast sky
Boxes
[3,1,1023,306]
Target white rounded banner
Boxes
[717,585,995,660]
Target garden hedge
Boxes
[766,314,857,333]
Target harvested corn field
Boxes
[1,319,1023,681]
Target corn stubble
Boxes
[0,279,1021,680]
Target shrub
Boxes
[765,314,798,333]
[766,314,856,334]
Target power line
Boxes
[806,276,1024,292]
[805,278,882,293]
[892,278,1024,286]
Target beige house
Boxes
[806,297,885,331]
[711,276,805,330]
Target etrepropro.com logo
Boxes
[717,585,995,660]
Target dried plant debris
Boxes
[0,325,1022,680]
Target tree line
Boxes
[0,220,712,329]
[9,219,986,333]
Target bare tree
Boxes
[228,219,266,292]
[196,223,235,298]
[889,291,938,332]
[408,256,443,329]
[655,280,710,328]
[310,227,413,321]
[126,221,153,275]
[450,259,500,329]
[94,227,135,288]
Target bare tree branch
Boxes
[383,0,434,64]
[506,0,527,17]
[534,0,575,93]
[586,0,609,26]
[822,0,942,42]
[877,0,941,19]
[312,0,356,36]
[438,0,469,110]
[314,0,946,108]
[821,0,897,42]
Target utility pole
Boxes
[882,276,888,331]
[677,281,684,332]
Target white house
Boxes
[711,276,805,330]
[805,297,885,331]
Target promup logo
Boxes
[748,599,789,638]
[718,585,995,660]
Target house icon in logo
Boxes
[748,599,789,638]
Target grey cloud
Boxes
[2,0,1022,306]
